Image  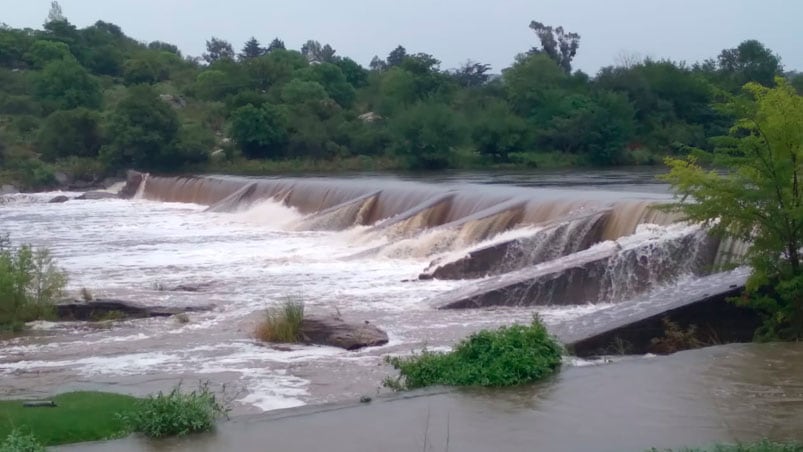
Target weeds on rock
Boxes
[255,298,305,343]
[649,317,703,354]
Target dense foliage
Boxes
[0,235,67,332]
[119,383,228,438]
[384,316,563,390]
[0,429,45,452]
[0,3,799,189]
[663,79,803,340]
[649,440,803,452]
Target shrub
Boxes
[0,236,67,332]
[254,298,305,343]
[119,382,228,438]
[0,429,45,452]
[384,316,563,390]
[649,439,803,452]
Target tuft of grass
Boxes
[383,315,563,390]
[0,428,45,452]
[119,382,228,438]
[649,317,703,354]
[254,298,305,343]
[648,439,803,451]
[0,392,138,446]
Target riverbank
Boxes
[55,342,803,452]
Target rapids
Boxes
[0,172,745,413]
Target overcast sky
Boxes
[1,0,800,74]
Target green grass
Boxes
[649,440,803,451]
[0,428,45,452]
[0,392,138,446]
[255,298,305,343]
[383,315,563,390]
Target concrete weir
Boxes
[552,267,758,356]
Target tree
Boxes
[662,78,803,339]
[299,62,355,107]
[148,41,181,56]
[369,55,387,72]
[718,40,782,89]
[46,1,66,24]
[37,108,102,160]
[451,60,492,88]
[267,38,285,52]
[34,58,101,110]
[503,53,567,117]
[335,57,368,87]
[472,101,528,162]
[203,37,234,64]
[229,104,288,159]
[23,39,72,68]
[123,58,158,85]
[390,101,467,169]
[101,85,181,170]
[387,45,407,67]
[301,40,336,63]
[528,21,580,73]
[239,37,264,60]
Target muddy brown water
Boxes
[59,342,803,452]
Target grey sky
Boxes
[2,0,801,74]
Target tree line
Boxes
[0,2,800,188]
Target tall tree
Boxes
[46,1,66,24]
[663,78,803,339]
[239,37,264,60]
[386,45,407,67]
[528,21,580,73]
[301,40,336,63]
[451,60,492,87]
[718,40,782,89]
[267,38,285,52]
[203,37,234,64]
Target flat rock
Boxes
[76,191,118,200]
[55,299,214,321]
[48,195,70,203]
[300,315,388,350]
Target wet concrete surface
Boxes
[59,342,803,452]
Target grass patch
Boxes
[119,382,228,438]
[649,439,803,451]
[255,298,305,343]
[383,316,563,390]
[0,392,138,446]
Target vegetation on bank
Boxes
[1,2,800,189]
[383,316,562,390]
[649,440,803,452]
[663,79,803,340]
[0,235,66,332]
[254,298,305,343]
[0,384,229,447]
[0,392,138,446]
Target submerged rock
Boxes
[55,299,214,321]
[75,191,118,200]
[300,315,388,350]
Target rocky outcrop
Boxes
[300,315,388,350]
[75,191,118,200]
[429,225,720,309]
[55,299,214,321]
[420,209,612,280]
[48,195,70,203]
[119,171,145,199]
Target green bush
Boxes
[119,383,228,438]
[255,298,305,343]
[384,316,563,390]
[0,236,67,332]
[0,429,45,452]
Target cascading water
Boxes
[0,172,748,414]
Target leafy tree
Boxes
[662,78,803,339]
[299,62,355,107]
[280,79,329,105]
[23,39,71,68]
[335,57,368,87]
[148,41,181,56]
[239,37,264,60]
[203,37,234,64]
[718,40,782,89]
[386,45,407,67]
[472,101,528,162]
[37,108,102,160]
[390,101,467,169]
[503,53,567,117]
[528,21,580,73]
[266,38,285,52]
[229,104,288,158]
[0,27,35,68]
[46,1,66,24]
[301,40,336,63]
[123,57,159,85]
[34,58,101,110]
[452,60,492,88]
[101,85,180,170]
[369,55,387,72]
